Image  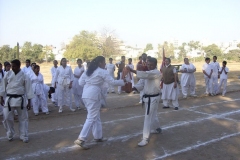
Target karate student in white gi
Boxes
[202,57,214,96]
[128,57,162,147]
[126,58,135,93]
[0,63,4,115]
[0,59,34,143]
[115,56,126,94]
[21,59,32,75]
[217,61,229,96]
[73,59,85,109]
[43,84,55,101]
[210,56,220,95]
[3,61,11,74]
[161,58,179,110]
[30,65,49,116]
[50,60,58,105]
[54,58,75,113]
[105,58,116,93]
[74,56,125,150]
[180,58,197,98]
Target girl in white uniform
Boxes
[30,65,49,116]
[50,60,58,105]
[73,59,85,109]
[74,56,125,149]
[54,58,75,113]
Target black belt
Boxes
[6,94,24,111]
[142,93,160,115]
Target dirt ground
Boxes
[0,61,240,160]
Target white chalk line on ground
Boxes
[47,94,140,104]
[1,98,240,141]
[5,107,240,160]
[152,132,240,160]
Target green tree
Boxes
[237,43,240,48]
[32,44,44,63]
[188,41,201,51]
[20,42,33,62]
[64,30,102,60]
[102,36,118,58]
[203,44,222,57]
[0,45,14,62]
[178,42,187,59]
[225,49,240,61]
[144,43,153,52]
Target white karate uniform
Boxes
[54,66,74,110]
[100,82,109,107]
[73,66,84,108]
[105,63,115,92]
[217,67,229,95]
[0,72,4,114]
[82,62,87,71]
[0,70,34,141]
[43,84,50,101]
[180,63,196,96]
[134,69,161,141]
[21,66,32,75]
[50,66,58,103]
[161,66,179,107]
[30,72,48,114]
[126,63,135,87]
[202,63,213,94]
[210,61,220,94]
[78,67,124,141]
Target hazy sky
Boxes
[0,0,240,48]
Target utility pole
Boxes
[16,42,19,59]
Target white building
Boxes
[186,50,205,58]
[146,49,159,58]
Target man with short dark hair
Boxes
[210,56,220,95]
[202,57,213,96]
[0,59,34,143]
[129,57,161,147]
[137,53,148,103]
[22,59,32,75]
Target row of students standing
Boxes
[202,56,229,97]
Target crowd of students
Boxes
[0,52,229,148]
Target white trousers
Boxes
[204,77,213,94]
[79,98,102,141]
[212,76,218,94]
[118,72,123,93]
[2,107,28,141]
[131,73,135,88]
[142,97,160,141]
[101,88,108,107]
[57,84,73,109]
[32,94,48,114]
[51,83,58,103]
[182,85,195,96]
[217,79,227,95]
[73,94,84,108]
[163,99,179,107]
[108,74,115,92]
[140,90,144,102]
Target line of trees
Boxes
[0,42,55,63]
[64,29,122,60]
